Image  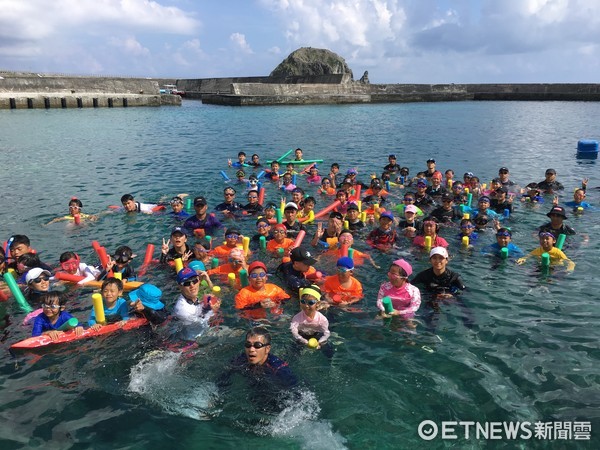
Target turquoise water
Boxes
[0,101,599,448]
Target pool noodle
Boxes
[91,293,106,324]
[276,159,324,164]
[239,269,249,287]
[556,234,566,250]
[259,236,267,251]
[174,258,184,273]
[58,317,79,331]
[220,170,231,181]
[3,272,33,313]
[382,296,394,314]
[293,230,306,248]
[312,200,341,220]
[258,187,265,205]
[242,236,250,256]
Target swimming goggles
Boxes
[225,234,239,239]
[60,259,80,271]
[245,341,269,349]
[249,272,267,279]
[337,267,352,273]
[42,303,60,309]
[496,231,511,237]
[300,299,317,306]
[256,224,269,229]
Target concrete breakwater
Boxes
[178,77,600,106]
[0,73,181,109]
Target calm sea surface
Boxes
[0,101,599,449]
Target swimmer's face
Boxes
[431,177,442,187]
[300,294,318,312]
[548,213,563,225]
[171,232,187,247]
[430,254,447,271]
[122,199,137,212]
[264,209,275,219]
[69,204,81,215]
[496,234,511,248]
[346,209,359,220]
[10,243,31,259]
[238,154,246,162]
[336,192,347,202]
[574,190,586,203]
[179,276,200,299]
[423,221,437,236]
[404,211,415,221]
[539,234,555,251]
[338,233,353,247]
[461,224,474,236]
[337,267,352,281]
[42,298,62,320]
[271,163,280,172]
[193,245,208,260]
[387,265,407,287]
[303,201,315,211]
[171,202,183,213]
[272,228,287,243]
[225,233,239,246]
[292,192,303,204]
[478,200,490,210]
[284,209,297,222]
[101,283,123,307]
[248,268,267,289]
[292,261,311,273]
[427,161,436,169]
[282,175,292,184]
[331,166,339,173]
[256,222,270,236]
[295,149,303,159]
[545,172,556,181]
[247,192,259,204]
[29,274,50,292]
[245,335,270,366]
[379,217,393,231]
[194,203,208,215]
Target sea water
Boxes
[0,100,599,448]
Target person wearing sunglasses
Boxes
[24,267,53,308]
[290,285,330,349]
[480,228,524,258]
[220,327,297,389]
[235,261,289,316]
[173,268,220,329]
[31,291,84,339]
[322,257,364,306]
[318,177,336,196]
[377,259,421,318]
[57,251,100,284]
[243,189,263,216]
[215,187,244,218]
[498,167,517,190]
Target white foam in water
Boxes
[128,350,218,421]
[265,389,348,450]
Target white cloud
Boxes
[109,36,151,57]
[230,32,253,54]
[268,46,282,55]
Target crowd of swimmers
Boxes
[1,149,593,385]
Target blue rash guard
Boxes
[88,298,129,325]
[32,311,76,336]
[480,242,524,258]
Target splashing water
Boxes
[128,350,218,421]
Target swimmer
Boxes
[89,277,130,330]
[481,228,524,258]
[169,196,190,220]
[98,246,137,281]
[173,268,220,326]
[31,291,84,339]
[537,206,576,240]
[56,251,100,284]
[297,196,316,220]
[228,151,247,168]
[160,227,193,264]
[120,193,159,214]
[383,154,401,175]
[235,261,289,312]
[290,285,330,347]
[267,224,294,257]
[321,257,364,306]
[536,168,564,193]
[413,217,449,249]
[412,247,466,298]
[47,197,98,224]
[211,227,246,260]
[243,190,263,216]
[183,196,223,238]
[275,247,319,292]
[376,259,421,317]
[367,211,399,251]
[344,203,365,231]
[318,177,336,195]
[517,231,575,271]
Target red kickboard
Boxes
[10,317,149,349]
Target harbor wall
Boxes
[0,74,181,109]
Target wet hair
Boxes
[474,215,489,226]
[270,161,279,167]
[59,251,79,263]
[330,163,340,169]
[102,277,124,292]
[400,167,410,176]
[247,189,259,197]
[237,151,246,157]
[69,197,83,208]
[17,253,42,271]
[251,153,259,159]
[120,194,134,203]
[300,196,316,207]
[381,172,391,181]
[10,235,30,247]
[459,218,473,228]
[0,247,5,264]
[246,327,271,345]
[39,291,66,307]
[114,246,133,260]
[445,169,454,176]
[194,240,211,252]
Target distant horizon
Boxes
[1,1,600,84]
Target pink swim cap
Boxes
[392,259,412,277]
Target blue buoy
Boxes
[577,139,598,159]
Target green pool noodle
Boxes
[259,235,267,250]
[556,234,566,250]
[3,272,33,313]
[239,269,249,287]
[58,317,79,331]
[382,296,394,314]
[211,257,219,269]
[541,252,550,267]
[500,247,509,259]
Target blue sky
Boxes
[1,0,599,83]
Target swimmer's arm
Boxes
[46,217,68,225]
